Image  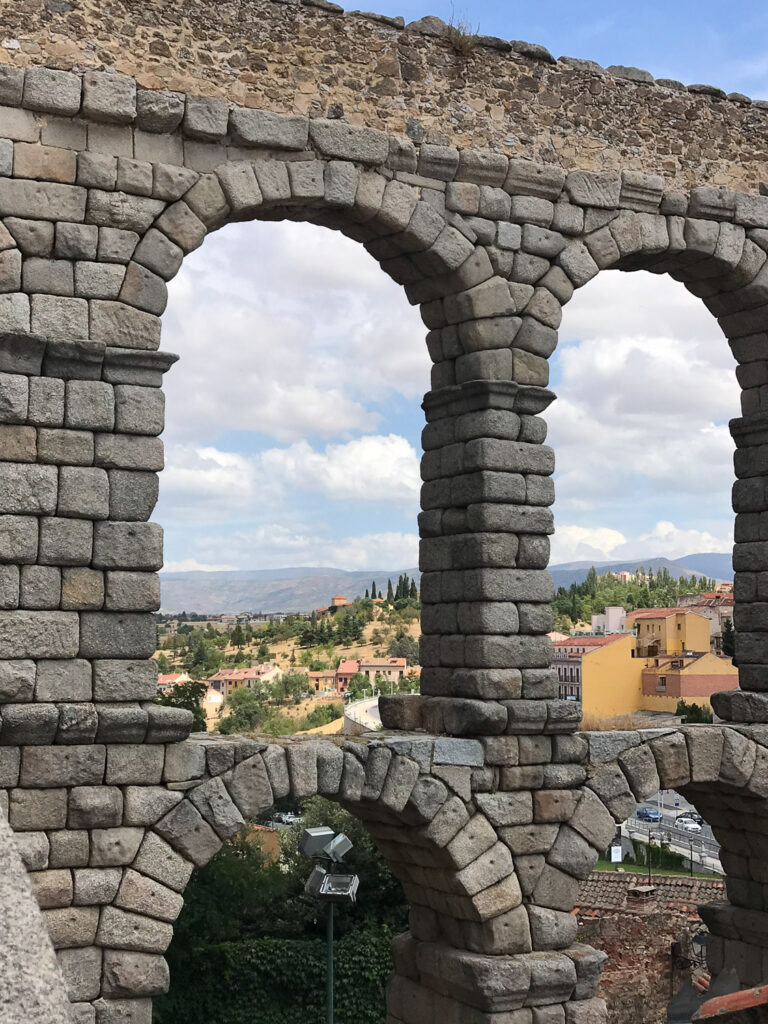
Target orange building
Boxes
[640,652,738,712]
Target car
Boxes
[637,806,662,822]
[676,810,703,826]
[676,817,702,833]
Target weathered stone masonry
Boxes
[2,5,768,1023]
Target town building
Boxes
[207,663,280,696]
[626,608,711,658]
[358,657,407,686]
[676,592,734,652]
[330,594,349,608]
[157,671,191,692]
[336,659,362,691]
[640,652,739,712]
[307,669,340,695]
[334,657,409,692]
[552,635,641,717]
[552,606,739,720]
[590,606,627,634]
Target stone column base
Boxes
[387,934,607,1023]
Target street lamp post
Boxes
[300,827,359,1024]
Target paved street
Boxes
[624,789,722,874]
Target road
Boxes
[343,696,382,733]
[636,790,716,842]
[625,789,723,874]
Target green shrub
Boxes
[153,926,393,1024]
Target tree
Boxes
[722,616,735,659]
[387,632,419,664]
[231,624,245,649]
[675,699,713,724]
[371,581,377,599]
[346,671,369,700]
[386,579,394,603]
[275,670,308,703]
[409,579,418,601]
[217,684,272,734]
[257,641,270,660]
[364,588,369,599]
[155,653,171,674]
[155,680,208,732]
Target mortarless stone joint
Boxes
[0,16,766,1024]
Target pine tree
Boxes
[371,581,377,599]
[365,588,369,599]
[722,616,735,659]
[409,579,418,600]
[387,579,394,603]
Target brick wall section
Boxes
[0,0,767,190]
[575,871,720,1024]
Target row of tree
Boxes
[554,566,720,630]
[365,573,419,606]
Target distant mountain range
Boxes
[158,567,420,615]
[548,552,732,592]
[158,552,732,614]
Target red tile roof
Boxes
[553,636,624,648]
[337,660,360,674]
[158,673,185,686]
[360,657,407,667]
[627,608,699,619]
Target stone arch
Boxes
[583,726,768,989]
[1,52,768,1024]
[98,730,609,1023]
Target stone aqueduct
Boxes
[1,2,768,1021]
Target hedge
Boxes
[153,924,393,1024]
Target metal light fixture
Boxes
[299,825,360,1024]
[323,832,353,864]
[299,826,335,859]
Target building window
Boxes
[657,676,666,692]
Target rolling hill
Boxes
[158,552,732,613]
[548,553,732,591]
[158,567,420,614]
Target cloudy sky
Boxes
[156,2,748,574]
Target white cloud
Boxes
[260,435,420,505]
[162,221,430,445]
[550,520,733,566]
[550,271,738,537]
[179,524,419,572]
[157,434,421,525]
[163,558,237,573]
[550,525,628,564]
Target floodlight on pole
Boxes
[299,826,335,859]
[323,833,353,863]
[299,825,360,1024]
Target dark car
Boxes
[676,810,703,825]
[637,806,662,822]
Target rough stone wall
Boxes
[578,907,694,1024]
[1,0,768,190]
[0,15,768,1024]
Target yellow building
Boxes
[202,686,224,730]
[640,652,739,714]
[552,608,739,722]
[626,608,710,658]
[552,634,642,719]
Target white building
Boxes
[590,606,626,634]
